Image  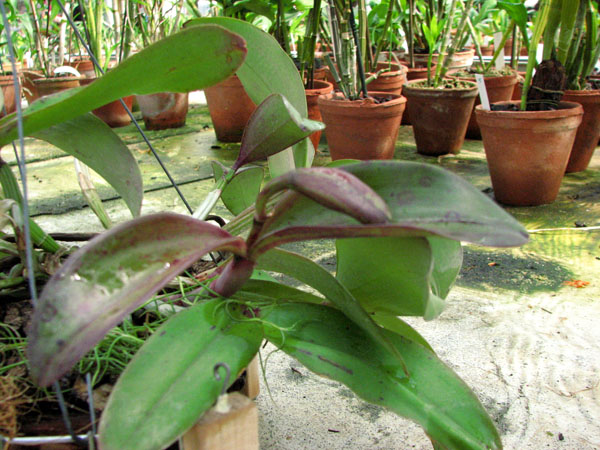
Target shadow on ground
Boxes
[457,247,574,294]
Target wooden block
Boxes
[180,392,258,450]
[241,356,260,400]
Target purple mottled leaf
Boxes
[248,161,528,259]
[28,213,247,387]
[256,167,391,225]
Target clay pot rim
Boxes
[402,79,478,98]
[475,101,584,120]
[318,92,407,111]
[448,72,518,88]
[563,88,600,98]
[367,62,408,77]
[305,80,334,96]
[33,76,86,85]
[412,48,476,58]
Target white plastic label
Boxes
[475,74,490,110]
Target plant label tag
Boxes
[475,74,491,110]
[494,32,505,70]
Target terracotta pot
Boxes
[94,96,134,128]
[475,101,583,206]
[398,61,436,125]
[451,72,518,139]
[367,62,407,96]
[511,72,526,101]
[0,74,21,117]
[318,92,406,160]
[67,58,96,78]
[324,66,339,91]
[204,75,256,142]
[305,80,334,149]
[77,77,132,128]
[504,39,528,57]
[21,70,44,103]
[33,76,83,98]
[313,66,327,81]
[480,45,494,57]
[562,89,600,173]
[402,79,478,156]
[412,49,475,74]
[136,92,189,130]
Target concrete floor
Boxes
[7,93,600,449]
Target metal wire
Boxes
[0,0,39,306]
[55,0,194,214]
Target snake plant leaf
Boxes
[185,17,311,167]
[256,248,409,376]
[0,25,246,147]
[336,237,462,320]
[32,113,142,217]
[249,161,528,258]
[556,0,581,65]
[233,94,324,170]
[212,162,263,215]
[28,213,247,387]
[263,302,502,450]
[256,167,391,227]
[99,300,262,450]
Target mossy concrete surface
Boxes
[6,93,600,449]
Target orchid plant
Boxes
[24,25,529,449]
[25,134,529,450]
[1,16,530,450]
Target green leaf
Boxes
[28,213,247,387]
[498,0,531,50]
[263,303,502,450]
[99,300,262,450]
[370,313,433,351]
[256,248,409,375]
[233,94,324,170]
[336,237,461,319]
[428,236,463,299]
[0,25,247,146]
[212,162,263,215]
[185,17,311,167]
[251,161,528,257]
[186,18,305,115]
[32,113,143,217]
[557,0,580,65]
[238,278,326,305]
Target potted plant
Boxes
[23,0,85,99]
[475,0,584,206]
[447,1,530,139]
[295,0,334,150]
[401,0,479,156]
[548,0,600,173]
[405,0,475,74]
[316,0,406,160]
[132,0,191,130]
[72,0,136,128]
[198,1,264,142]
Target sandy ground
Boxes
[257,281,600,449]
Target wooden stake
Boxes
[241,356,260,400]
[180,392,258,450]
